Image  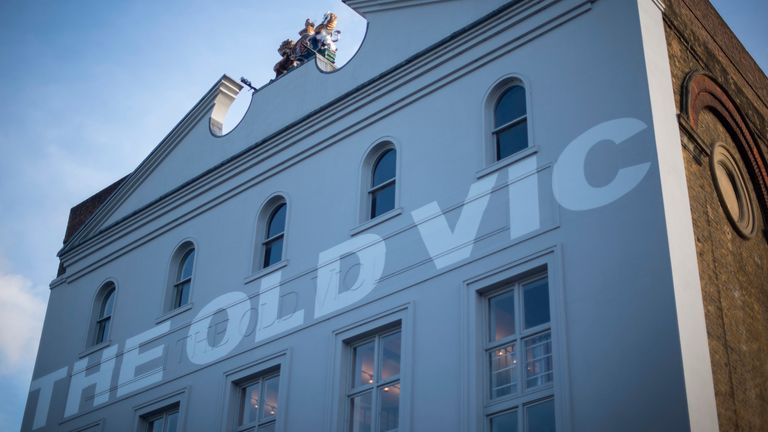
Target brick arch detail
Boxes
[682,71,768,235]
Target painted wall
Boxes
[23,0,715,431]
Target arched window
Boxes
[262,203,287,268]
[91,282,116,346]
[492,85,528,161]
[171,245,195,309]
[369,148,396,219]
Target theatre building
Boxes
[22,0,768,431]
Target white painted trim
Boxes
[636,1,719,430]
[58,0,593,270]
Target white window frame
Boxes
[357,139,401,225]
[329,305,413,432]
[346,327,402,432]
[253,193,290,273]
[87,281,117,349]
[463,248,570,432]
[481,76,535,171]
[222,351,289,432]
[132,388,188,432]
[164,240,197,314]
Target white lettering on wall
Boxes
[314,234,386,318]
[186,291,251,365]
[255,271,305,342]
[508,156,540,239]
[411,173,497,269]
[553,118,650,211]
[64,345,118,417]
[117,321,171,397]
[29,366,68,429]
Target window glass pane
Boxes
[380,332,401,381]
[175,281,190,308]
[267,204,287,238]
[178,249,195,281]
[378,383,400,432]
[490,343,518,398]
[263,238,284,268]
[147,418,163,432]
[524,332,553,389]
[101,289,115,317]
[165,411,179,432]
[241,383,260,425]
[372,149,396,187]
[262,375,279,419]
[491,409,518,432]
[490,291,516,341]
[496,120,528,160]
[526,399,555,432]
[353,341,376,387]
[350,391,373,432]
[494,86,526,128]
[523,279,550,329]
[96,319,110,344]
[370,183,395,219]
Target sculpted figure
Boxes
[293,18,316,64]
[273,39,297,78]
[312,12,341,55]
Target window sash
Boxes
[347,329,401,432]
[172,278,191,308]
[94,316,111,344]
[262,234,285,268]
[368,177,395,195]
[492,114,527,136]
[485,276,553,404]
[493,116,528,161]
[145,408,179,432]
[369,181,396,219]
[238,372,280,429]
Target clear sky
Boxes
[0,1,764,430]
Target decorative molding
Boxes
[62,75,241,251]
[681,71,768,232]
[209,77,243,136]
[650,0,665,12]
[58,0,593,276]
[344,0,458,14]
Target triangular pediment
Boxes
[62,75,244,250]
[61,0,528,254]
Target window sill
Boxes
[244,259,289,285]
[350,207,403,236]
[79,340,112,358]
[476,146,539,179]
[155,303,194,324]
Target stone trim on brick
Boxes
[682,71,768,239]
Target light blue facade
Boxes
[22,1,719,431]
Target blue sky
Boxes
[0,1,764,430]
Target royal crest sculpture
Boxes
[273,12,341,78]
[273,39,298,77]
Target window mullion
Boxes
[369,177,396,194]
[492,115,527,135]
[262,232,284,246]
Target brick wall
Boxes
[664,1,768,430]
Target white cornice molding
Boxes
[344,0,458,14]
[59,0,594,277]
[651,0,665,12]
[62,75,240,251]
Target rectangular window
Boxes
[236,370,280,432]
[485,275,555,431]
[347,328,401,432]
[142,404,180,432]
